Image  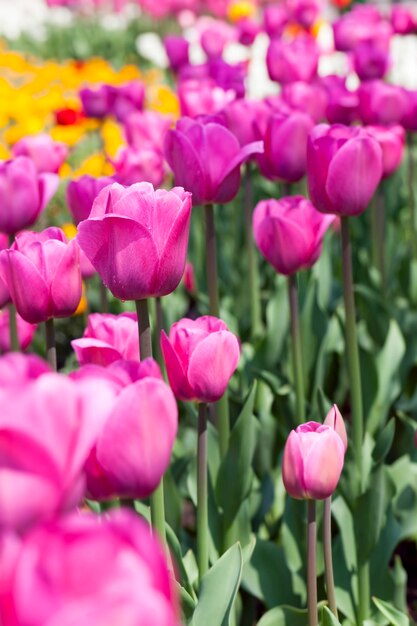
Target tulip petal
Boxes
[160,331,195,401]
[50,240,82,318]
[326,136,383,216]
[282,430,306,499]
[188,331,240,402]
[38,173,59,211]
[164,129,206,204]
[71,338,124,367]
[156,196,192,296]
[303,429,345,499]
[254,214,312,275]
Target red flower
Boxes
[55,108,84,126]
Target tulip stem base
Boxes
[197,402,209,584]
[8,303,19,352]
[244,165,262,339]
[45,318,57,371]
[370,189,387,295]
[307,500,318,626]
[204,203,220,317]
[323,496,338,617]
[135,298,167,547]
[287,274,305,423]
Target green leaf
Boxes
[372,597,410,626]
[216,383,259,527]
[178,583,197,622]
[191,543,243,626]
[321,607,343,626]
[372,419,395,466]
[257,604,327,626]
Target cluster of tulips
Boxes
[2,0,417,624]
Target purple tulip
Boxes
[164,34,190,72]
[287,0,322,29]
[266,35,319,85]
[263,3,289,39]
[401,89,417,132]
[164,116,263,205]
[77,182,192,301]
[0,157,58,235]
[236,17,260,46]
[321,77,359,125]
[12,134,68,174]
[80,85,111,119]
[220,98,271,147]
[282,81,328,123]
[307,124,383,216]
[332,6,387,52]
[352,40,390,81]
[358,81,408,126]
[253,196,335,275]
[257,110,314,183]
[364,125,405,179]
[161,316,240,403]
[66,174,114,225]
[72,312,139,367]
[0,227,82,324]
[107,81,145,123]
[282,421,345,499]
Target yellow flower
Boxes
[227,0,256,22]
[59,162,73,179]
[147,85,180,118]
[72,153,114,178]
[50,124,88,147]
[101,119,124,158]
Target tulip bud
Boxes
[323,404,348,452]
[282,421,345,500]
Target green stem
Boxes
[45,318,57,371]
[340,218,369,623]
[135,298,166,547]
[8,303,19,352]
[370,189,387,294]
[323,497,338,617]
[408,133,416,240]
[287,274,305,423]
[307,500,318,626]
[197,402,209,584]
[204,203,220,317]
[155,296,165,375]
[99,280,109,313]
[243,165,262,339]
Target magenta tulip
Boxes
[124,110,172,151]
[113,146,165,187]
[0,372,115,531]
[199,20,236,58]
[77,182,191,301]
[353,40,390,81]
[263,3,289,39]
[257,111,314,183]
[0,227,82,324]
[178,78,236,117]
[282,421,345,499]
[72,312,139,366]
[332,6,389,52]
[220,98,272,147]
[164,117,262,205]
[266,35,319,85]
[80,84,111,119]
[253,196,335,275]
[0,234,10,308]
[72,356,162,390]
[287,0,321,28]
[401,89,417,132]
[0,309,36,352]
[391,5,416,35]
[307,124,383,216]
[357,81,408,126]
[161,316,240,403]
[85,377,178,500]
[281,82,328,123]
[323,404,348,452]
[164,34,190,73]
[0,509,177,626]
[365,125,405,179]
[0,157,58,235]
[0,353,50,391]
[321,77,359,125]
[107,81,145,123]
[66,174,114,225]
[12,134,68,174]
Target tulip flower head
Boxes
[161,315,240,403]
[12,134,68,174]
[0,227,82,324]
[307,124,383,216]
[253,196,335,275]
[323,404,348,452]
[282,421,345,500]
[365,125,405,179]
[266,35,319,85]
[77,182,192,301]
[66,174,114,225]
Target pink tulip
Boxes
[179,59,245,100]
[282,421,345,499]
[72,312,139,366]
[236,17,260,46]
[352,40,390,82]
[12,134,68,174]
[281,82,328,124]
[365,125,405,179]
[307,124,383,216]
[287,0,321,29]
[401,89,417,132]
[124,110,172,151]
[332,6,389,52]
[107,81,145,123]
[0,509,177,626]
[164,117,263,205]
[0,309,36,352]
[72,357,162,390]
[0,234,10,308]
[0,157,58,235]
[266,35,319,85]
[357,80,408,126]
[161,316,240,403]
[257,111,314,183]
[263,4,289,39]
[391,5,416,35]
[253,196,335,275]
[199,19,236,58]
[0,353,50,391]
[66,174,114,225]
[113,146,165,187]
[85,376,178,500]
[178,78,236,117]
[164,35,190,73]
[0,372,116,531]
[77,182,192,301]
[323,404,348,453]
[183,260,197,294]
[0,227,82,324]
[221,98,271,147]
